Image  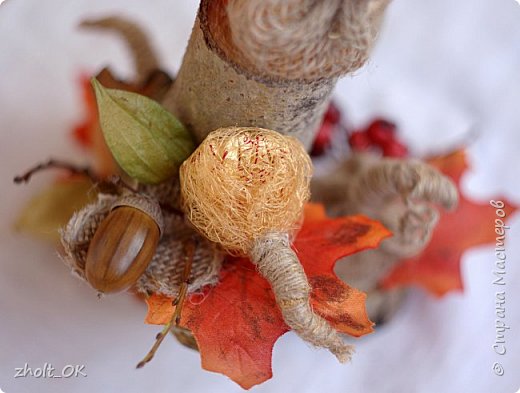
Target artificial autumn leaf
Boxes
[381,150,517,296]
[91,78,194,184]
[145,204,391,389]
[15,177,96,242]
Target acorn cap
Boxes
[111,194,164,235]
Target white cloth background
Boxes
[1,1,519,392]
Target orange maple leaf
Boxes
[381,150,517,296]
[145,204,391,389]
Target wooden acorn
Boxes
[85,194,163,293]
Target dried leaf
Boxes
[145,204,391,388]
[91,78,194,184]
[381,150,518,296]
[15,177,96,242]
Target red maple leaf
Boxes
[145,204,391,389]
[381,150,517,296]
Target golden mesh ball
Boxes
[179,126,313,254]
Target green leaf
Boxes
[91,78,194,184]
[15,178,96,243]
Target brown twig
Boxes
[136,238,195,369]
[13,159,97,184]
[13,158,140,194]
[14,158,185,225]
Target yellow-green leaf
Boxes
[92,78,194,184]
[15,178,96,243]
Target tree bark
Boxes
[162,0,389,149]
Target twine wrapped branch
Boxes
[163,0,390,149]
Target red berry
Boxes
[324,103,341,124]
[382,141,409,158]
[366,119,397,146]
[348,131,371,152]
[311,121,334,156]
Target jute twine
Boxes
[311,153,458,300]
[180,126,351,361]
[226,0,390,80]
[251,233,354,362]
[60,180,223,296]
